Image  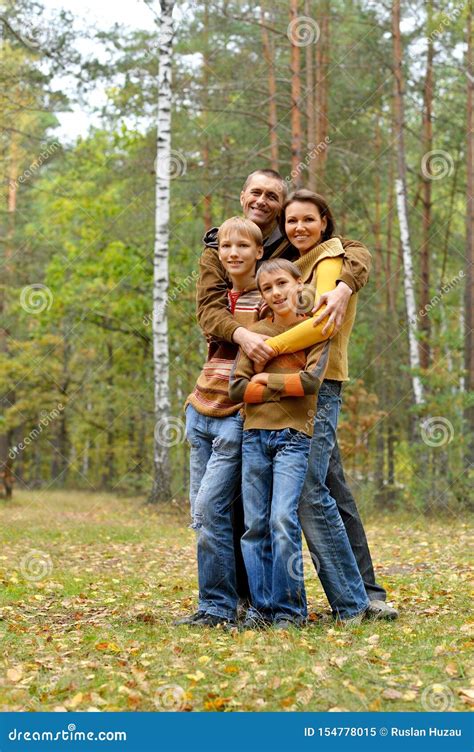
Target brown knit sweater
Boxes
[229,319,330,436]
[185,287,263,417]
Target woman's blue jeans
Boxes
[298,381,369,619]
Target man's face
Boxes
[239,174,285,235]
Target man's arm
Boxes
[312,237,372,333]
[338,237,372,294]
[196,245,275,363]
[196,246,240,342]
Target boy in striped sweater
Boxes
[178,217,264,628]
[229,259,330,629]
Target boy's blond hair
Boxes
[217,216,263,247]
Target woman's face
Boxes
[285,200,327,255]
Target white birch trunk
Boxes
[151,0,175,502]
[395,178,424,406]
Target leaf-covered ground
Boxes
[0,490,472,712]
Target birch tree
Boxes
[392,0,424,406]
[150,0,175,503]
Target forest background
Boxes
[1,0,473,513]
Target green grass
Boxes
[0,490,472,712]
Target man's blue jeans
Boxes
[185,404,243,621]
[299,381,369,619]
[241,428,311,624]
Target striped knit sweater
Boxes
[185,287,263,417]
[229,318,330,437]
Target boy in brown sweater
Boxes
[177,218,263,628]
[229,259,329,629]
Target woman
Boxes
[255,189,370,622]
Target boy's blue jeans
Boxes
[299,381,370,619]
[185,404,243,621]
[241,428,311,624]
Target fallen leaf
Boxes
[382,688,403,700]
[6,667,23,683]
[458,688,474,706]
[186,670,205,682]
[68,692,83,709]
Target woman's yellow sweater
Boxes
[263,237,357,382]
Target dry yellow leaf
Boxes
[68,692,83,708]
[186,670,205,682]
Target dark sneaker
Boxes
[273,617,302,630]
[173,610,207,626]
[366,600,398,620]
[193,613,237,628]
[239,613,270,631]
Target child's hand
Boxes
[250,373,270,385]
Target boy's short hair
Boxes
[255,258,302,292]
[217,216,263,247]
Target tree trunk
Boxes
[0,133,20,499]
[150,0,175,502]
[419,0,434,370]
[465,0,474,460]
[202,2,212,231]
[305,0,316,190]
[261,0,279,169]
[289,0,302,186]
[316,2,330,185]
[392,0,424,406]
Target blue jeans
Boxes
[299,381,370,619]
[185,404,243,621]
[241,428,311,624]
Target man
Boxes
[196,169,397,620]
